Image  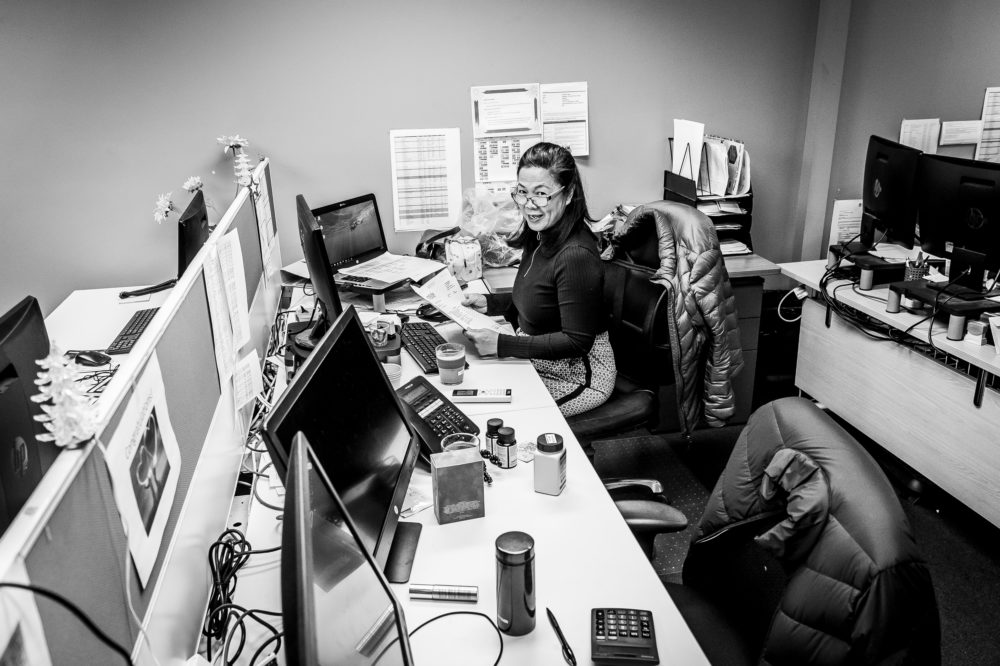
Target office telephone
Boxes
[395,375,480,459]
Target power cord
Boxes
[203,529,281,664]
[0,581,133,664]
[372,610,504,665]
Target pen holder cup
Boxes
[904,264,929,281]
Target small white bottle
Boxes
[534,433,566,496]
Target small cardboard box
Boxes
[431,448,484,525]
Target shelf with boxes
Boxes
[663,170,753,256]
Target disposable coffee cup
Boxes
[382,362,402,388]
[436,343,466,385]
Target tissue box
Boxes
[431,448,484,525]
[964,319,988,346]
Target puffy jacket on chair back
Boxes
[693,397,940,665]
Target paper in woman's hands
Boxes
[411,270,505,333]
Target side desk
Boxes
[240,318,710,665]
[781,260,1000,529]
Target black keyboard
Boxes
[400,322,447,374]
[106,307,160,355]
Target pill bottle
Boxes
[496,426,517,469]
[485,418,504,456]
[533,433,566,496]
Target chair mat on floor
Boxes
[592,434,710,582]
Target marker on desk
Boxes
[409,584,478,602]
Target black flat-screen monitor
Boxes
[282,432,414,665]
[263,306,422,582]
[0,296,59,534]
[177,190,211,279]
[917,153,1000,285]
[294,195,344,352]
[312,194,388,271]
[860,135,921,249]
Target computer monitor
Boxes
[263,306,422,583]
[294,195,344,352]
[312,194,389,271]
[120,191,215,300]
[917,153,1000,288]
[860,135,922,249]
[282,432,414,665]
[0,296,58,534]
[177,190,211,279]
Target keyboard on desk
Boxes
[400,321,447,373]
[106,307,159,355]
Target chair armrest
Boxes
[603,478,664,494]
[615,499,688,534]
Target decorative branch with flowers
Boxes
[32,346,98,449]
[217,134,254,187]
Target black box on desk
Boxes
[431,448,485,525]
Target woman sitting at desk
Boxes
[462,142,615,416]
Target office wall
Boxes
[0,0,820,316]
[820,0,1000,258]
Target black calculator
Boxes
[592,608,659,665]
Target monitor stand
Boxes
[384,522,422,584]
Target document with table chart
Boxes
[337,252,443,284]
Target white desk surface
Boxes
[240,328,708,666]
[781,260,1000,374]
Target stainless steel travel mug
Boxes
[495,531,535,635]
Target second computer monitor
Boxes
[917,153,1000,280]
[263,306,421,580]
[177,190,211,279]
[0,296,59,535]
[294,195,344,352]
[861,135,921,249]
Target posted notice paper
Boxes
[829,199,863,247]
[389,128,463,232]
[103,353,181,587]
[541,81,589,156]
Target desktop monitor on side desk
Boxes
[0,296,57,535]
[917,153,1000,293]
[263,306,422,584]
[293,195,344,353]
[283,432,414,665]
[831,136,921,260]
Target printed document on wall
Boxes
[103,353,181,587]
[976,87,1000,163]
[899,118,940,153]
[471,84,541,138]
[474,135,541,186]
[541,81,589,156]
[389,128,463,232]
[828,199,863,248]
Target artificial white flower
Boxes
[233,151,254,187]
[183,176,204,193]
[153,192,175,224]
[216,134,249,154]
[32,346,97,448]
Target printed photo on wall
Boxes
[0,561,53,666]
[104,352,181,587]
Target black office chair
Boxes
[666,398,940,665]
[565,254,687,556]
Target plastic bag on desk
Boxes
[458,187,523,267]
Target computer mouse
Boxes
[416,303,449,323]
[75,350,112,367]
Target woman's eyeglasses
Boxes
[510,186,564,208]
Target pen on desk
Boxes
[546,607,576,666]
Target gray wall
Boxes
[820,0,1000,257]
[1,0,820,317]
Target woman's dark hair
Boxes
[508,142,595,256]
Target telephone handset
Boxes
[395,375,480,460]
